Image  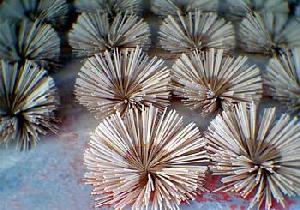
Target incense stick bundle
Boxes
[74,47,170,119]
[172,48,263,114]
[265,48,300,115]
[158,10,235,54]
[0,60,59,150]
[151,0,189,16]
[84,106,208,209]
[69,11,150,58]
[188,0,219,12]
[0,19,60,68]
[0,0,69,28]
[239,12,300,55]
[74,0,141,14]
[226,0,289,18]
[206,102,300,209]
[151,0,219,17]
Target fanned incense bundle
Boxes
[74,0,141,14]
[151,0,219,17]
[84,106,208,209]
[206,102,300,209]
[158,11,235,54]
[226,0,289,17]
[0,0,68,28]
[74,47,170,119]
[0,60,59,150]
[69,11,150,58]
[265,48,300,115]
[188,0,219,12]
[239,12,300,55]
[172,49,263,114]
[0,19,60,67]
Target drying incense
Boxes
[265,48,300,115]
[172,48,263,114]
[84,106,208,209]
[206,102,300,209]
[158,10,235,54]
[69,11,150,58]
[0,19,60,68]
[74,47,170,119]
[0,0,68,28]
[226,0,289,17]
[0,60,59,150]
[239,12,300,55]
[74,0,141,14]
[151,0,219,17]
